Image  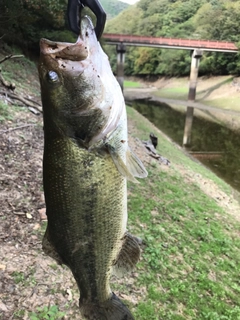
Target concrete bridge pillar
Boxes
[116,43,126,91]
[183,49,203,147]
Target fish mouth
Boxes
[39,16,97,71]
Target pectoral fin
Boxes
[106,143,138,183]
[126,147,148,179]
[106,144,148,183]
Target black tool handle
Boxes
[67,0,106,39]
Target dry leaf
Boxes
[38,208,47,220]
[66,288,73,301]
[33,223,41,230]
[0,300,8,311]
[0,264,6,271]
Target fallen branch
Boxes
[0,90,42,114]
[5,92,41,110]
[0,70,15,90]
[24,96,42,107]
[0,54,24,64]
[0,54,24,90]
[0,124,36,134]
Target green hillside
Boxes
[101,0,129,20]
[0,0,128,51]
[104,0,240,76]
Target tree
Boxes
[105,0,240,76]
[0,0,71,51]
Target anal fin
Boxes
[112,232,141,277]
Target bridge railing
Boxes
[103,33,238,51]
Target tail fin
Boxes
[79,293,135,320]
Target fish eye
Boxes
[47,71,59,83]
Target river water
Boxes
[132,99,240,192]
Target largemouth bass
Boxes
[38,16,147,320]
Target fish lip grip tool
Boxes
[67,0,106,39]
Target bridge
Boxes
[103,33,238,53]
[102,33,238,147]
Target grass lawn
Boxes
[204,97,240,111]
[124,80,142,88]
[154,87,188,100]
[113,107,240,320]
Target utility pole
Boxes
[183,49,203,147]
[116,43,126,92]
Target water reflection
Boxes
[132,100,240,191]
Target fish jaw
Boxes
[38,16,124,147]
[39,16,97,77]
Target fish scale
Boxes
[44,138,125,301]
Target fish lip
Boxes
[39,16,95,59]
[78,15,95,43]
